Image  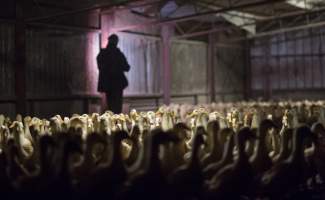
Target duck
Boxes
[250,119,277,174]
[72,132,105,184]
[0,114,5,127]
[121,128,179,200]
[310,122,325,182]
[272,128,294,164]
[23,116,34,143]
[169,122,190,168]
[168,126,206,200]
[203,128,234,179]
[10,121,34,160]
[126,122,154,176]
[0,125,9,152]
[201,120,222,168]
[49,116,63,135]
[260,125,314,199]
[267,127,281,158]
[125,125,142,167]
[205,127,255,199]
[15,135,56,198]
[49,132,83,199]
[82,130,130,199]
[5,138,28,192]
[0,129,15,198]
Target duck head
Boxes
[258,119,277,138]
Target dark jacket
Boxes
[97,46,130,92]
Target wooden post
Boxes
[208,34,216,102]
[161,25,173,105]
[15,0,27,115]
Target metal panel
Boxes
[0,23,15,98]
[118,32,161,95]
[269,57,278,90]
[279,57,288,89]
[250,26,325,99]
[26,29,100,97]
[287,56,295,89]
[251,58,263,90]
[118,33,209,97]
[296,56,305,88]
[305,57,313,88]
[171,40,207,95]
[313,56,322,88]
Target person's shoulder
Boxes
[99,48,106,54]
[116,48,126,55]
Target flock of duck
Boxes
[0,100,325,200]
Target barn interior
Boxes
[0,0,325,199]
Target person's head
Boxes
[108,34,119,47]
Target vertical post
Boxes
[208,34,216,102]
[15,0,27,115]
[161,24,173,105]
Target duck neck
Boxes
[210,132,221,156]
[290,133,305,162]
[83,143,96,167]
[40,145,52,176]
[109,137,124,168]
[222,137,234,162]
[57,143,72,178]
[278,129,291,160]
[145,140,161,173]
[237,138,248,162]
[189,139,202,169]
[6,145,20,179]
[272,132,281,155]
[253,130,269,159]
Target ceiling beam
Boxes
[221,12,256,34]
[25,0,145,22]
[112,0,286,32]
[248,19,325,39]
[286,0,314,9]
[101,0,162,14]
[226,17,325,42]
[173,27,229,39]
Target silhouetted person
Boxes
[97,34,130,114]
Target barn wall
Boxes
[118,33,161,95]
[26,30,100,96]
[0,17,247,117]
[0,23,15,98]
[24,29,101,118]
[0,23,15,118]
[0,22,101,118]
[119,33,209,108]
[250,28,325,100]
[0,22,212,116]
[171,39,208,104]
[213,32,247,102]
